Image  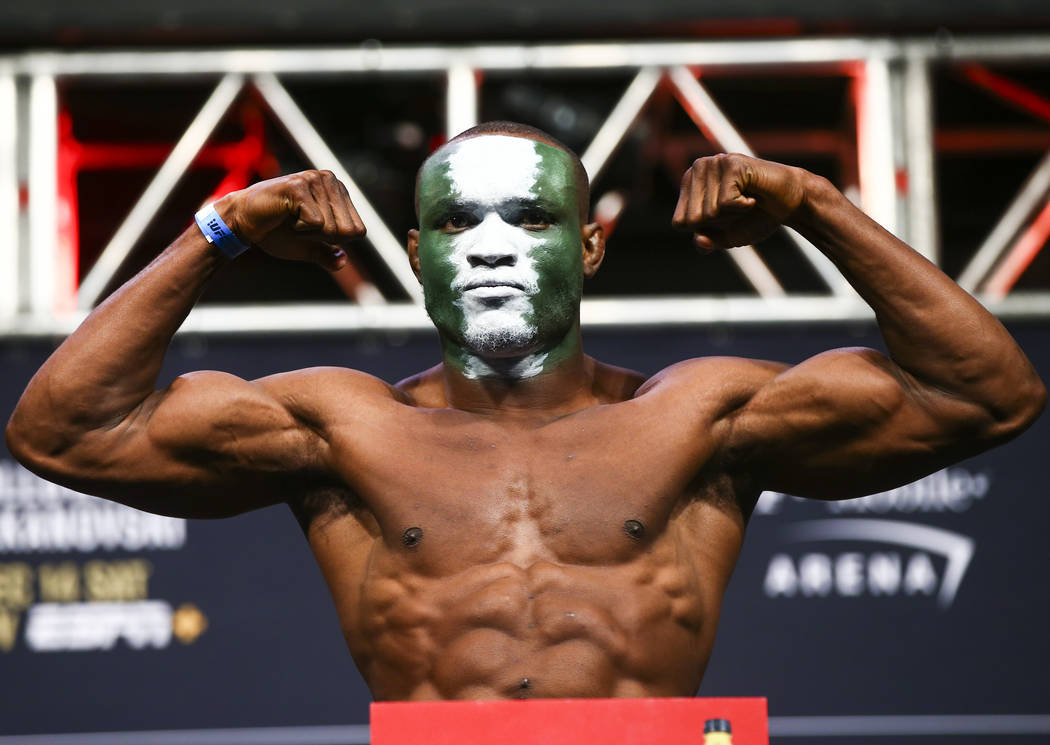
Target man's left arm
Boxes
[673,154,1047,498]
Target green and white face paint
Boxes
[416,135,584,380]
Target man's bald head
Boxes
[415,121,591,224]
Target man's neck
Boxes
[439,326,597,418]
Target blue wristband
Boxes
[194,203,251,259]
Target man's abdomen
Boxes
[354,546,712,701]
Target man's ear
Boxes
[581,222,606,279]
[407,229,423,283]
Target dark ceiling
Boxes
[3,0,1050,48]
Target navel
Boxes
[402,526,424,548]
[515,677,532,698]
[623,519,646,541]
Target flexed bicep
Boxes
[720,347,998,500]
[5,169,376,518]
[17,370,332,519]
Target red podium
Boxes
[371,697,768,744]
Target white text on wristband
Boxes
[194,203,251,259]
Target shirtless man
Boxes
[6,121,1045,701]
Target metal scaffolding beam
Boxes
[667,65,850,296]
[8,291,1050,340]
[77,73,245,308]
[664,66,784,298]
[0,67,17,318]
[983,198,1050,299]
[446,63,478,138]
[958,150,1050,293]
[3,35,1050,337]
[580,67,662,183]
[855,58,899,238]
[27,73,58,317]
[9,39,895,77]
[252,73,424,304]
[903,54,939,264]
[19,35,1050,78]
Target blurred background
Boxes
[1,1,1049,743]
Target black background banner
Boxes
[1,321,1048,739]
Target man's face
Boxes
[415,135,584,359]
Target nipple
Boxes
[623,519,646,541]
[402,527,423,548]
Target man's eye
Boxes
[442,213,473,230]
[518,210,551,228]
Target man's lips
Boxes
[462,279,526,291]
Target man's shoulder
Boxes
[589,359,648,403]
[392,363,446,407]
[635,355,789,402]
[254,365,406,408]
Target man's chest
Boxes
[323,401,733,570]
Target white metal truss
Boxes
[77,73,246,307]
[446,63,479,141]
[902,52,939,265]
[251,72,424,303]
[3,34,1050,337]
[0,65,17,319]
[580,67,662,183]
[27,72,59,318]
[665,65,849,296]
[958,150,1050,294]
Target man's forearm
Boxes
[7,170,363,467]
[7,225,225,457]
[788,172,1045,425]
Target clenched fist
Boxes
[213,170,366,271]
[671,153,807,251]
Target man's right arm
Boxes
[5,170,366,518]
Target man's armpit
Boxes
[287,481,374,535]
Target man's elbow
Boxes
[6,408,48,471]
[6,411,37,474]
[1015,373,1047,429]
[987,372,1047,442]
[5,404,75,474]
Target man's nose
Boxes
[465,215,520,268]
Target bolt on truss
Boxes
[3,34,1050,337]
